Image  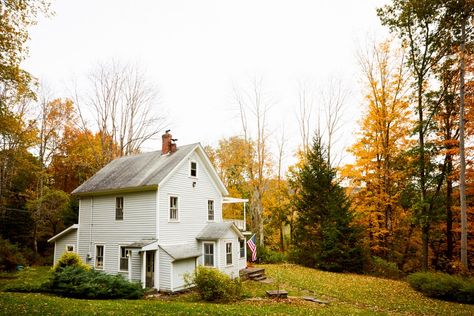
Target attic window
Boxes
[116,197,124,220]
[190,161,197,177]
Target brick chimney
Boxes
[161,130,177,155]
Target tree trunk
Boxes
[458,11,468,270]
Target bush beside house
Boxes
[186,266,242,302]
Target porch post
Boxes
[243,202,247,231]
[128,251,132,282]
[141,251,146,288]
[154,250,159,290]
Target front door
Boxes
[145,251,155,288]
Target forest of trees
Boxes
[1,0,473,274]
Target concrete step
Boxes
[253,275,267,281]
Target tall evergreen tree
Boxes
[292,136,363,273]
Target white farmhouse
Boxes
[48,131,249,292]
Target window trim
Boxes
[190,160,198,178]
[95,244,105,270]
[168,195,179,222]
[225,242,233,266]
[118,246,130,272]
[239,239,245,258]
[66,244,75,253]
[203,242,215,267]
[115,197,124,221]
[207,199,215,222]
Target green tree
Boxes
[377,0,463,271]
[292,136,364,273]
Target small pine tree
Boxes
[292,136,364,272]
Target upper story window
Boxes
[190,161,197,177]
[204,242,214,267]
[207,200,214,221]
[95,245,104,270]
[116,197,124,220]
[226,242,233,265]
[119,246,130,271]
[66,244,75,253]
[169,196,179,221]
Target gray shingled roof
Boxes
[72,143,199,195]
[159,244,202,261]
[196,222,244,240]
[126,239,158,248]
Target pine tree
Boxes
[292,136,364,272]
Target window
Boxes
[203,243,214,267]
[226,242,233,265]
[95,245,104,269]
[119,246,130,271]
[207,200,214,221]
[116,197,123,220]
[190,161,197,177]
[169,196,178,221]
[239,239,245,258]
[66,244,75,253]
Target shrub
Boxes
[0,237,26,272]
[254,245,287,264]
[186,266,242,302]
[43,266,144,299]
[408,272,474,304]
[51,252,90,272]
[369,256,403,280]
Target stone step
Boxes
[253,275,267,281]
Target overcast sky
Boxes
[23,0,389,170]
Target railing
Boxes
[223,219,245,231]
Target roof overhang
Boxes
[125,239,158,250]
[222,197,249,204]
[73,185,158,197]
[48,224,79,243]
[159,244,202,262]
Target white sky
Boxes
[23,0,389,171]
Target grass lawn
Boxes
[0,264,473,315]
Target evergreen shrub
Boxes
[408,272,474,304]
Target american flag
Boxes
[247,234,257,262]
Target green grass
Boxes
[0,264,473,315]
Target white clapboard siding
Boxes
[77,191,156,275]
[158,151,223,244]
[173,259,196,291]
[53,230,78,264]
[77,197,92,263]
[217,230,241,278]
[159,249,172,291]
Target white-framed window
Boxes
[116,197,124,220]
[203,242,214,267]
[226,242,233,265]
[207,200,214,221]
[239,239,245,258]
[119,246,130,271]
[190,161,197,177]
[169,196,179,221]
[66,244,75,253]
[95,245,104,270]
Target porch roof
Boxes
[126,239,158,249]
[159,244,201,261]
[196,222,244,240]
[222,197,249,204]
